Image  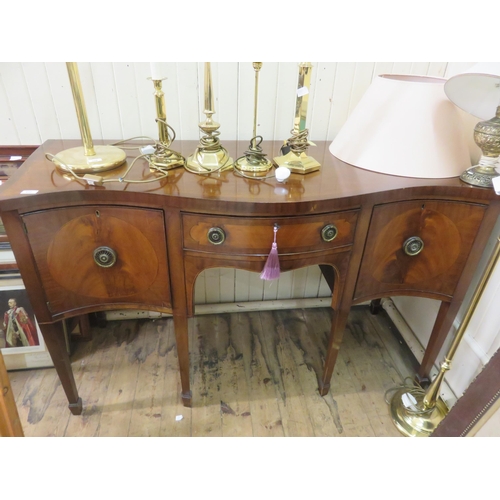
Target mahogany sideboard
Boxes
[0,139,498,415]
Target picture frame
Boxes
[0,146,38,249]
[0,279,54,370]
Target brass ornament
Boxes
[207,227,226,245]
[93,246,117,268]
[321,224,338,242]
[403,236,424,256]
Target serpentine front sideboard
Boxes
[0,140,498,415]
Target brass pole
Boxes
[293,62,312,134]
[204,62,214,115]
[252,62,262,149]
[390,235,500,436]
[273,62,320,174]
[423,235,500,409]
[51,63,126,175]
[153,80,169,145]
[186,62,233,174]
[66,62,95,156]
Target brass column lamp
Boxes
[52,62,126,174]
[234,62,273,176]
[186,62,233,174]
[274,62,320,174]
[390,235,500,437]
[148,74,185,171]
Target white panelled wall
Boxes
[1,62,499,415]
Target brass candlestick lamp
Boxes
[148,76,185,171]
[234,62,273,177]
[186,63,233,174]
[274,62,320,174]
[51,63,126,174]
[390,235,500,437]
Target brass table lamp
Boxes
[186,63,233,174]
[274,62,320,174]
[390,234,500,437]
[445,63,500,188]
[234,62,273,177]
[51,63,126,174]
[148,73,185,171]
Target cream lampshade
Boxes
[444,62,500,188]
[329,75,470,178]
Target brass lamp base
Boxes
[234,156,273,175]
[273,150,320,174]
[390,387,448,437]
[53,145,126,174]
[150,150,185,171]
[460,164,499,188]
[186,148,233,174]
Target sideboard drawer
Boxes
[22,206,171,316]
[182,210,359,255]
[354,200,486,301]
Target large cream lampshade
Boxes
[329,75,470,178]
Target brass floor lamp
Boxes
[390,235,500,437]
[51,62,126,174]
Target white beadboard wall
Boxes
[1,61,500,409]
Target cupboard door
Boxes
[23,206,171,316]
[354,200,486,301]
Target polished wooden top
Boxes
[0,140,497,214]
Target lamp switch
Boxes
[83,174,104,186]
[140,145,156,155]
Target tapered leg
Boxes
[39,321,82,415]
[319,307,350,396]
[172,312,192,407]
[417,301,450,381]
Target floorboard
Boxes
[7,306,418,437]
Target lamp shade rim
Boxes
[444,72,500,120]
[379,74,446,85]
[329,148,464,179]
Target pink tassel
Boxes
[260,224,280,280]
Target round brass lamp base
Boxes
[390,387,448,437]
[53,145,127,174]
[234,157,273,176]
[460,165,499,188]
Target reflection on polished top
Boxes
[0,140,495,215]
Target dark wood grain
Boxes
[22,206,171,316]
[354,200,486,301]
[0,140,498,415]
[0,350,24,436]
[182,211,358,254]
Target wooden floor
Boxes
[8,306,419,437]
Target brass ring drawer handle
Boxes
[403,236,424,256]
[93,246,117,267]
[207,227,226,245]
[321,224,338,242]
